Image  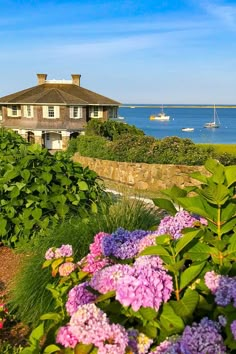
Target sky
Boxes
[1,0,236,104]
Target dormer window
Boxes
[70,106,82,119]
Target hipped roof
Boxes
[0,83,120,105]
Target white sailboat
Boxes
[204,105,220,128]
[150,105,170,121]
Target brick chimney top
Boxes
[37,74,47,85]
[71,74,81,86]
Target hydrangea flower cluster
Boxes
[101,228,150,259]
[78,232,112,274]
[45,244,73,260]
[66,282,97,316]
[151,318,226,354]
[90,255,173,312]
[156,210,199,240]
[231,320,236,340]
[58,262,75,277]
[205,271,236,307]
[57,303,128,353]
[128,329,153,354]
[138,210,201,253]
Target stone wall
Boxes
[73,154,207,191]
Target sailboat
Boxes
[204,105,220,128]
[150,105,170,121]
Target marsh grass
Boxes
[10,195,160,326]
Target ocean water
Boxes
[118,105,236,144]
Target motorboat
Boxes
[150,105,170,121]
[182,127,194,132]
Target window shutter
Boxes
[70,107,74,118]
[43,106,48,118]
[78,107,82,118]
[54,106,60,119]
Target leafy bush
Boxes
[85,119,144,140]
[69,135,114,160]
[10,196,160,325]
[20,159,236,353]
[0,130,104,246]
[0,342,23,354]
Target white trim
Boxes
[24,105,33,118]
[89,106,103,118]
[43,105,60,119]
[7,105,21,117]
[70,106,82,119]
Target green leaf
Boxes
[180,262,205,290]
[199,184,230,206]
[0,217,7,236]
[95,290,115,303]
[78,181,89,191]
[152,198,177,215]
[170,289,199,318]
[91,202,98,214]
[159,303,185,334]
[175,230,200,256]
[74,343,94,354]
[225,165,236,187]
[43,344,61,353]
[177,196,209,219]
[185,242,211,261]
[140,245,171,258]
[29,322,44,342]
[190,171,208,184]
[204,158,221,174]
[41,172,53,183]
[141,324,157,338]
[32,207,42,220]
[40,312,62,323]
[139,307,157,320]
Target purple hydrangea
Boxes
[205,271,236,307]
[181,317,226,354]
[150,336,182,354]
[66,282,97,316]
[101,228,149,259]
[156,210,198,240]
[231,320,236,340]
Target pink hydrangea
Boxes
[45,244,73,260]
[58,262,75,277]
[78,232,112,274]
[56,325,78,348]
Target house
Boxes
[0,73,120,150]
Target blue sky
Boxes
[1,0,236,103]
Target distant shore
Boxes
[121,105,236,109]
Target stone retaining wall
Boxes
[73,154,207,191]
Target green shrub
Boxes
[85,119,144,140]
[10,196,160,326]
[0,131,104,246]
[0,342,23,354]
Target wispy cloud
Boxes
[200,0,236,30]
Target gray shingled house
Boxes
[0,74,120,150]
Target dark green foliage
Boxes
[85,119,144,140]
[110,134,157,162]
[0,129,104,246]
[10,197,160,326]
[70,135,114,159]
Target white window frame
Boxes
[24,105,33,118]
[89,106,103,118]
[0,107,2,120]
[7,105,21,117]
[43,106,60,119]
[70,106,83,119]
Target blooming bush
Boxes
[21,160,236,353]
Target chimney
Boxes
[37,73,47,85]
[71,74,81,86]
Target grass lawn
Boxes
[197,143,236,155]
